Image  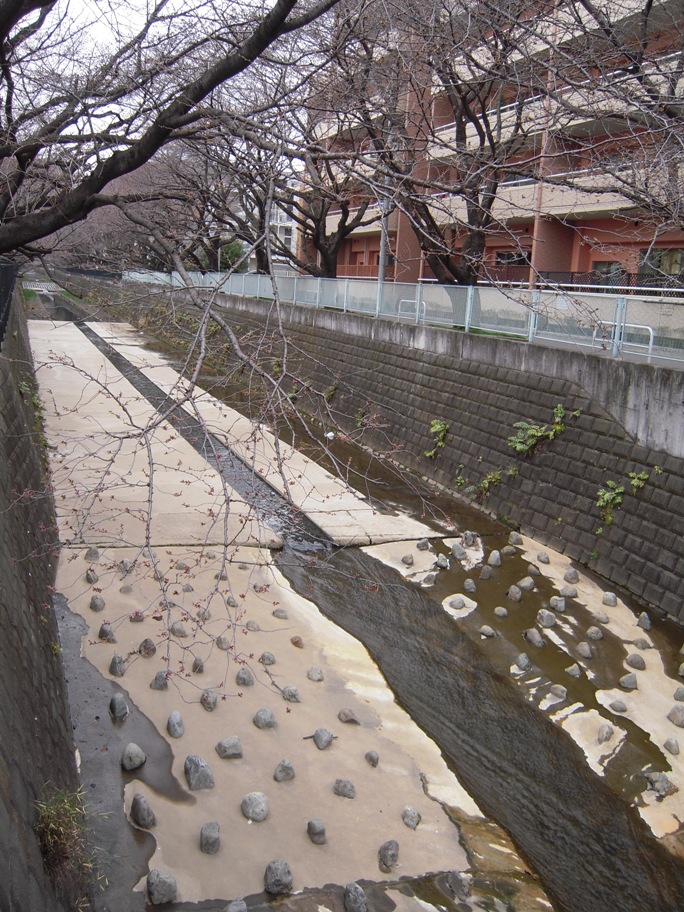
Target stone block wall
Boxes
[212,298,684,624]
[0,295,79,912]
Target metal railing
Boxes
[122,270,684,364]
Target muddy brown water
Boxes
[43,302,684,911]
[275,545,684,912]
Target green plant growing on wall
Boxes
[508,404,581,456]
[324,380,339,403]
[474,468,503,503]
[596,480,624,530]
[34,785,98,898]
[425,419,449,458]
[628,470,649,493]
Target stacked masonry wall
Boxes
[0,295,79,912]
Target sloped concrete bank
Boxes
[0,294,80,911]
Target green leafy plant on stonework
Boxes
[508,404,581,457]
[425,419,449,458]
[34,785,100,903]
[324,380,339,403]
[474,468,503,503]
[628,470,649,493]
[596,480,624,531]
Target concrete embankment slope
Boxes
[206,296,684,625]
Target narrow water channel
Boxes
[45,301,684,912]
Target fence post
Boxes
[416,283,423,325]
[317,276,322,308]
[528,289,540,343]
[375,279,383,318]
[613,296,626,357]
[344,279,349,313]
[465,285,474,332]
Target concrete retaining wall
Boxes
[216,297,684,623]
[0,296,79,912]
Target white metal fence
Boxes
[123,270,684,363]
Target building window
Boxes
[496,249,531,267]
[640,248,684,276]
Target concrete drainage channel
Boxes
[44,307,684,912]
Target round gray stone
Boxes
[282,685,301,703]
[527,564,541,577]
[493,606,508,618]
[138,638,156,658]
[436,553,449,570]
[537,551,550,565]
[667,705,684,728]
[479,565,493,580]
[344,883,368,912]
[150,671,168,690]
[518,576,535,591]
[664,737,680,755]
[577,642,592,660]
[307,819,327,845]
[170,621,188,638]
[182,583,194,593]
[167,711,184,739]
[89,595,105,612]
[184,755,215,790]
[85,568,99,584]
[602,592,617,607]
[109,654,125,677]
[109,693,129,721]
[560,586,578,599]
[272,608,289,619]
[564,568,580,584]
[536,609,556,629]
[678,662,684,679]
[448,596,466,611]
[516,653,531,672]
[626,653,646,671]
[260,652,276,666]
[463,578,477,593]
[416,538,431,551]
[200,820,221,855]
[674,686,684,701]
[307,666,324,682]
[246,620,260,632]
[236,667,254,687]
[131,793,156,829]
[216,736,243,759]
[253,708,277,729]
[480,625,496,638]
[378,839,399,872]
[85,546,100,561]
[487,550,502,567]
[550,684,568,700]
[549,596,566,612]
[610,700,628,713]
[451,543,467,560]
[365,750,379,767]
[201,690,218,711]
[216,635,231,651]
[313,728,334,750]
[192,656,204,673]
[240,792,268,823]
[619,673,638,690]
[597,723,613,744]
[147,870,177,905]
[226,900,247,912]
[402,806,421,829]
[507,585,522,602]
[637,612,652,631]
[264,860,292,895]
[524,628,544,649]
[274,759,295,782]
[592,611,609,624]
[586,626,603,641]
[333,778,355,798]
[121,743,146,771]
[338,708,360,724]
[401,554,414,567]
[565,663,581,678]
[197,606,211,622]
[634,638,651,650]
[509,531,523,545]
[98,623,116,643]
